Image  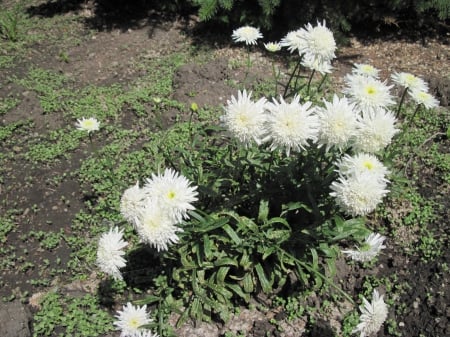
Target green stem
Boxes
[317,73,328,92]
[271,61,278,97]
[306,69,316,96]
[283,58,302,98]
[409,103,422,124]
[396,87,408,118]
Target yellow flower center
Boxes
[362,65,374,73]
[365,85,376,95]
[167,191,176,200]
[363,161,374,170]
[129,318,140,328]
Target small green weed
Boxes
[33,292,114,337]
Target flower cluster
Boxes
[280,20,336,73]
[391,71,439,109]
[120,168,198,252]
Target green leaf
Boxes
[226,282,250,302]
[222,223,241,245]
[214,257,238,267]
[242,272,254,293]
[257,199,269,223]
[255,263,272,293]
[216,266,230,284]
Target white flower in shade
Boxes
[96,227,128,281]
[330,172,389,216]
[344,75,395,113]
[120,182,147,226]
[114,302,152,337]
[352,109,399,153]
[342,232,386,262]
[76,117,100,133]
[280,29,305,54]
[134,202,181,252]
[352,63,380,78]
[264,95,319,156]
[336,153,389,182]
[297,20,336,62]
[221,90,268,146]
[232,26,263,45]
[391,72,429,92]
[301,54,333,74]
[144,168,198,222]
[408,90,440,109]
[316,95,358,151]
[353,289,388,337]
[264,41,281,52]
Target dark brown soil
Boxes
[1,1,449,336]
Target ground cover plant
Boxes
[0,1,449,337]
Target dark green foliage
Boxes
[188,0,449,33]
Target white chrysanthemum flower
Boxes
[264,41,281,52]
[134,202,181,252]
[96,227,128,280]
[391,72,429,92]
[280,29,305,54]
[264,95,319,156]
[344,74,395,113]
[316,95,358,151]
[353,289,388,337]
[352,109,399,153]
[120,182,147,226]
[330,172,389,216]
[221,90,268,146]
[301,54,333,74]
[76,117,100,133]
[232,25,263,45]
[352,63,380,78]
[297,20,336,62]
[409,90,440,109]
[342,233,386,262]
[336,153,389,181]
[114,302,152,337]
[144,168,198,222]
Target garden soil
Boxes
[1,1,449,336]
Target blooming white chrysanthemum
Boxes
[344,74,395,113]
[264,41,281,52]
[316,95,358,151]
[221,90,268,146]
[352,63,380,78]
[336,153,389,181]
[342,232,386,262]
[144,168,198,222]
[301,54,333,74]
[297,20,336,63]
[114,302,152,337]
[353,289,388,337]
[232,26,263,45]
[264,95,319,156]
[76,117,100,133]
[120,182,147,226]
[391,72,429,92]
[330,172,389,216]
[134,202,182,252]
[408,90,440,109]
[96,227,128,280]
[280,29,305,54]
[352,109,399,153]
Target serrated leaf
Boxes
[242,272,254,293]
[214,257,238,267]
[226,282,250,302]
[216,266,230,284]
[255,263,272,293]
[261,246,276,260]
[222,223,241,245]
[203,234,213,260]
[190,297,203,321]
[257,199,269,223]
